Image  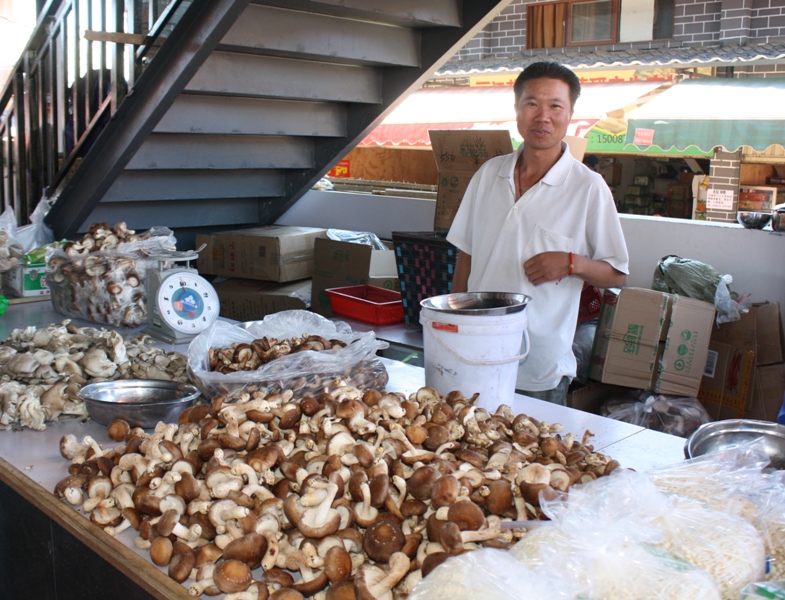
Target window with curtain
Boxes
[527,0,669,48]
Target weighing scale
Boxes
[144,250,220,344]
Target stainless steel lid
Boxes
[421,292,531,316]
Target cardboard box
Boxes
[588,287,715,396]
[567,382,628,414]
[698,341,756,420]
[748,363,785,422]
[196,226,326,282]
[754,302,784,365]
[311,237,399,318]
[2,262,50,298]
[213,278,311,323]
[711,310,757,355]
[430,130,513,232]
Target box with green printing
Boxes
[2,262,50,298]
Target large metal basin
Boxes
[684,419,785,469]
[421,292,531,316]
[78,380,200,428]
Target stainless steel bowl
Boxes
[737,211,772,229]
[78,380,201,428]
[684,419,785,469]
[421,292,531,316]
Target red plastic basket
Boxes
[325,285,404,326]
[578,282,603,323]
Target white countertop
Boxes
[0,299,686,598]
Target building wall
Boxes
[453,0,785,61]
[279,190,785,310]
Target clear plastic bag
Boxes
[649,440,785,581]
[534,469,765,600]
[740,580,785,599]
[326,228,387,250]
[510,507,722,600]
[409,548,580,600]
[45,227,176,327]
[188,310,389,399]
[600,390,711,437]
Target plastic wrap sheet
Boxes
[188,310,389,399]
[409,548,579,600]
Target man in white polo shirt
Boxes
[447,61,629,406]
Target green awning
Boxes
[625,78,785,153]
[584,125,713,156]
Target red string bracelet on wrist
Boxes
[568,252,574,276]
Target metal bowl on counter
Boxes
[78,380,201,428]
[684,419,785,469]
[421,292,531,316]
[736,211,772,229]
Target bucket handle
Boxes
[429,327,530,366]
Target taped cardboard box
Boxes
[196,226,326,283]
[588,287,715,397]
[698,341,756,421]
[749,363,785,422]
[430,130,513,232]
[213,278,311,323]
[311,237,399,319]
[754,302,784,365]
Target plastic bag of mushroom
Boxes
[649,439,785,582]
[53,385,622,599]
[189,311,390,400]
[46,222,177,327]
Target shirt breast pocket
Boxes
[523,224,573,258]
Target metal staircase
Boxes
[2,0,512,249]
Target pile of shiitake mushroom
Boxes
[209,336,350,374]
[54,384,620,600]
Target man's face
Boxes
[515,77,574,151]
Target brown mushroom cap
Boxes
[447,500,486,531]
[430,475,459,509]
[485,480,514,516]
[149,536,174,567]
[224,532,267,569]
[213,559,253,594]
[324,545,352,583]
[168,551,196,583]
[325,578,357,600]
[406,466,439,501]
[421,551,450,577]
[106,418,131,442]
[270,589,305,600]
[363,518,406,563]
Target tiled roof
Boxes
[436,42,785,75]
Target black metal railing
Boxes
[0,0,184,225]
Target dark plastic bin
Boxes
[391,231,460,328]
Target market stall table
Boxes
[0,300,686,599]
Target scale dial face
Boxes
[156,271,219,334]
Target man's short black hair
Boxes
[513,61,581,110]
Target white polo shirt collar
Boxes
[502,141,573,189]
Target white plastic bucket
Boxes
[420,303,529,412]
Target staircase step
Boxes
[250,0,462,28]
[155,96,347,136]
[186,52,382,103]
[88,198,265,230]
[128,134,314,170]
[221,4,421,67]
[103,170,284,202]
